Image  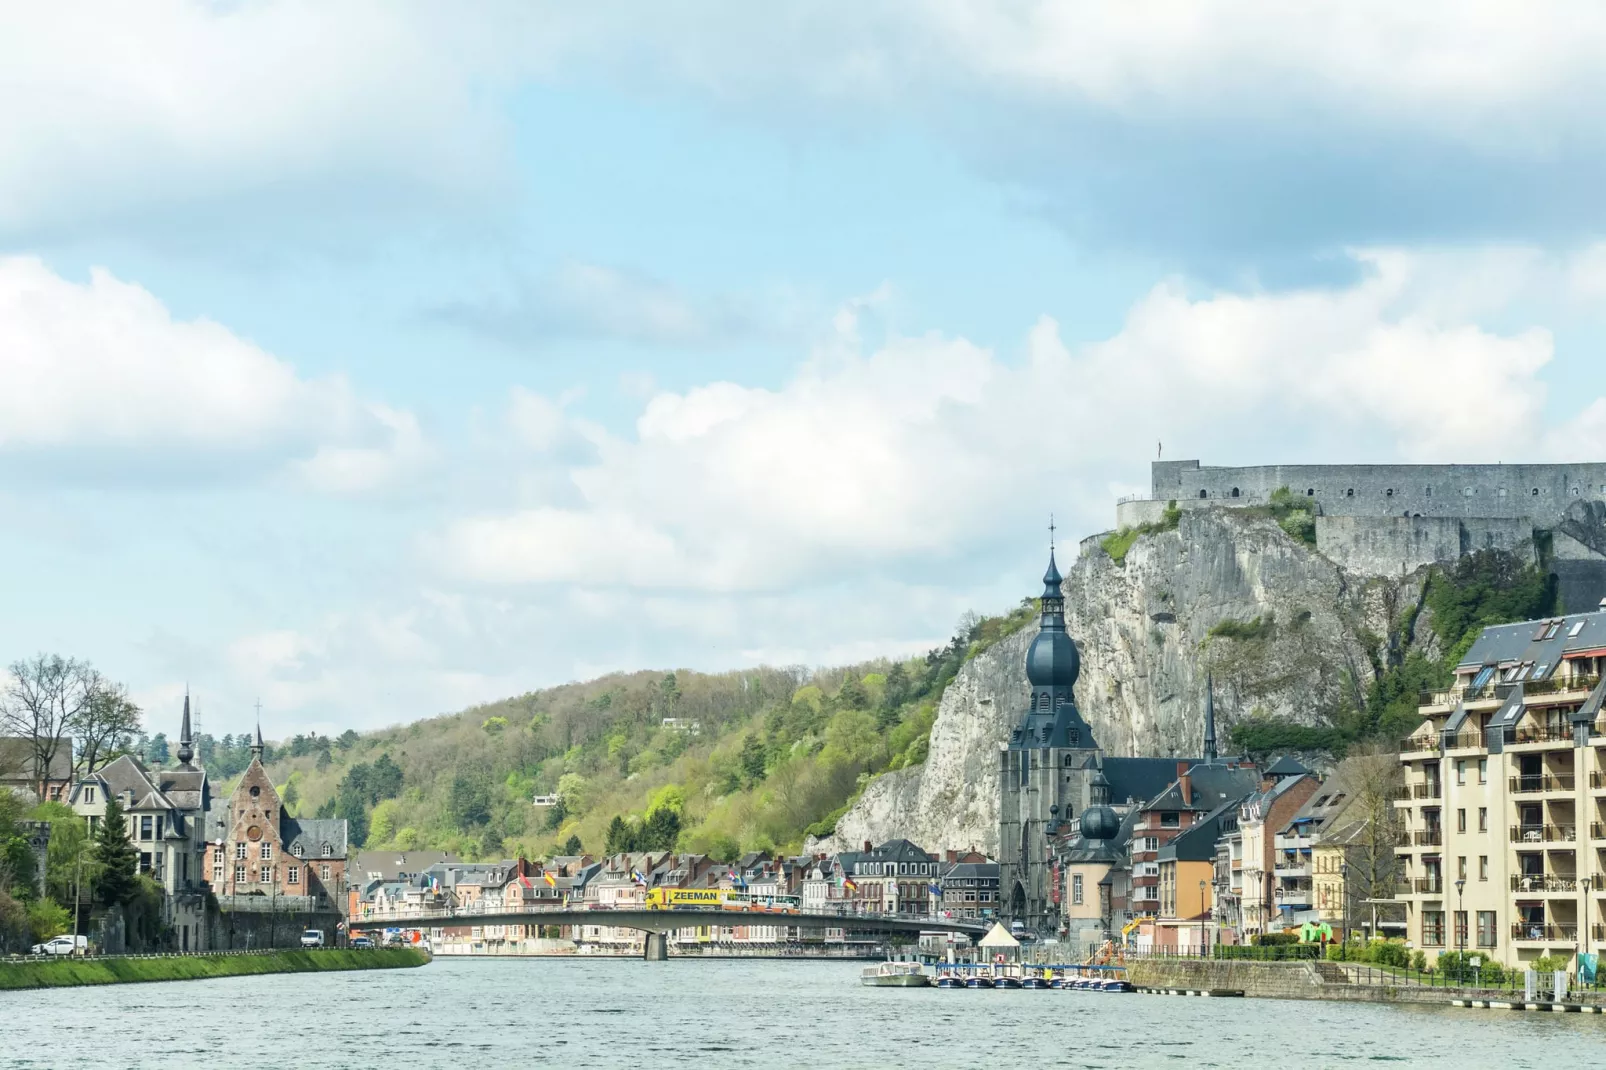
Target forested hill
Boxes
[240,602,1037,862]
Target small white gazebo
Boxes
[977,923,1021,962]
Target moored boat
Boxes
[936,974,965,989]
[965,974,995,989]
[1021,976,1052,989]
[860,962,930,987]
[993,975,1023,989]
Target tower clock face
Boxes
[246,826,263,841]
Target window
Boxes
[1423,911,1445,946]
[1457,809,1466,833]
[1454,911,1468,947]
[140,815,153,840]
[212,863,223,883]
[1479,856,1488,881]
[1072,874,1084,905]
[260,842,272,861]
[1478,807,1487,832]
[235,843,247,860]
[1457,856,1467,881]
[139,851,151,873]
[84,786,95,803]
[1345,488,1354,498]
[234,864,246,884]
[322,865,331,881]
[1477,760,1486,785]
[259,867,272,884]
[1569,621,1586,638]
[1161,812,1180,829]
[153,815,163,839]
[287,866,299,885]
[1477,911,1498,948]
[250,785,260,798]
[1455,760,1465,785]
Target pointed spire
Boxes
[250,700,264,762]
[176,689,195,769]
[1203,672,1218,763]
[1041,514,1064,599]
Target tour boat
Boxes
[993,974,1023,989]
[965,974,995,989]
[860,962,930,987]
[1021,976,1052,990]
[936,974,965,989]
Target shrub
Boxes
[1251,932,1299,946]
[1368,940,1410,968]
[1411,950,1426,971]
[1209,614,1275,642]
[1100,502,1181,566]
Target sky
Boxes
[6,2,1606,740]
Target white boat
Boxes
[860,962,931,987]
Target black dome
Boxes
[1026,628,1080,688]
[1080,804,1120,841]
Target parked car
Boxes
[300,929,325,948]
[30,935,85,956]
[350,935,374,949]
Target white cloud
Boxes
[0,1,516,231]
[0,256,422,489]
[433,247,1597,595]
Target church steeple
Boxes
[1011,519,1095,751]
[176,691,195,769]
[250,703,264,763]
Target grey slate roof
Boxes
[1142,763,1262,813]
[1264,756,1311,777]
[350,851,461,882]
[1104,757,1211,807]
[1458,609,1606,678]
[1158,797,1243,864]
[281,818,348,860]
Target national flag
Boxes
[543,871,556,887]
[843,876,858,892]
[630,868,647,885]
[928,883,942,897]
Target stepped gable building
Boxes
[70,695,211,951]
[999,544,1208,933]
[1122,458,1606,608]
[205,725,349,912]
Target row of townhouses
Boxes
[347,842,1002,954]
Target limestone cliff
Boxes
[818,508,1437,855]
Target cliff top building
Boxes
[998,541,1211,933]
[1118,458,1606,606]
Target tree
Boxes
[2,654,92,796]
[72,675,141,778]
[837,675,869,710]
[91,798,139,908]
[740,734,767,784]
[1332,746,1404,940]
[604,815,633,855]
[143,733,169,766]
[642,807,681,851]
[446,773,491,830]
[369,754,404,800]
[561,834,583,855]
[543,797,568,831]
[335,729,360,751]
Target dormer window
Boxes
[321,843,332,857]
[292,844,303,858]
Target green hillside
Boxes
[245,600,1037,862]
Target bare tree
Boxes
[1,654,92,796]
[72,673,142,778]
[1331,745,1405,936]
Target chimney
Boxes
[863,840,872,853]
[945,849,958,863]
[1179,772,1193,807]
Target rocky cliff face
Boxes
[818,508,1437,855]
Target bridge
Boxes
[354,903,992,960]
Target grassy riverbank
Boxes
[0,947,429,990]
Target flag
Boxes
[843,876,858,892]
[928,883,942,897]
[631,868,647,885]
[543,871,556,887]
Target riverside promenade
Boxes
[0,946,430,989]
[1126,957,1606,1012]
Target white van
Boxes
[300,929,325,948]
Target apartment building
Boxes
[1396,608,1606,969]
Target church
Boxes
[998,545,1210,933]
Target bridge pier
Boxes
[643,932,668,961]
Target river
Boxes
[4,957,1605,1068]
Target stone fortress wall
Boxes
[1113,459,1606,605]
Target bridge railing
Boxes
[352,901,980,929]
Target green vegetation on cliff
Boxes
[1100,501,1181,565]
[0,947,427,990]
[259,601,1039,862]
[1232,549,1558,760]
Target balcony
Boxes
[1274,861,1312,878]
[1419,684,1500,708]
[1508,774,1575,794]
[1400,736,1441,755]
[1510,874,1588,894]
[1414,877,1444,895]
[1524,674,1601,698]
[1512,922,1578,943]
[1413,828,1443,847]
[1510,726,1575,746]
[1509,824,1575,844]
[1592,772,1606,791]
[1412,784,1442,800]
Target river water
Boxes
[5,957,1605,1068]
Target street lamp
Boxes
[1339,862,1349,952]
[1455,877,1466,956]
[1199,879,1209,957]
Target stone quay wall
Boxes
[1124,958,1578,1008]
